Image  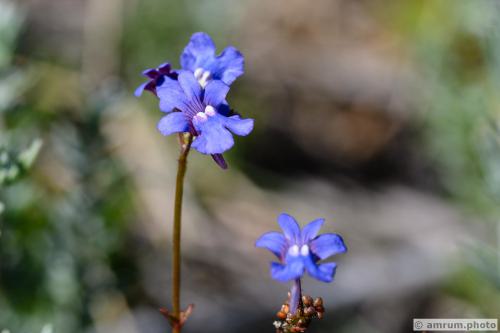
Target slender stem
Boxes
[172,134,193,333]
[289,278,303,315]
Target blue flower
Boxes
[156,71,253,165]
[180,32,244,87]
[134,63,178,97]
[136,32,243,97]
[256,213,347,283]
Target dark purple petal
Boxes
[136,63,178,99]
[217,103,231,116]
[166,71,179,80]
[180,32,216,72]
[158,63,172,75]
[270,258,305,282]
[203,80,229,107]
[157,112,189,136]
[304,255,337,282]
[178,71,202,102]
[155,75,166,88]
[212,46,244,85]
[255,231,287,260]
[310,234,347,260]
[142,68,159,79]
[301,218,325,244]
[278,213,301,244]
[157,78,187,113]
[211,154,228,169]
[191,115,234,154]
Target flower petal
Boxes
[255,231,287,260]
[180,32,216,72]
[157,62,172,75]
[304,256,337,282]
[203,80,229,107]
[217,102,231,116]
[301,218,325,244]
[310,234,347,260]
[178,71,202,102]
[212,46,244,85]
[278,213,301,244]
[134,81,150,97]
[192,115,234,154]
[270,258,304,282]
[142,68,158,79]
[222,115,254,136]
[157,78,187,113]
[157,112,189,136]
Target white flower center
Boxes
[194,67,212,88]
[193,105,217,123]
[194,112,207,123]
[194,68,204,79]
[300,244,309,256]
[204,105,216,117]
[288,245,300,257]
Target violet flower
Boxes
[156,71,253,166]
[180,32,244,87]
[256,213,347,314]
[134,63,178,97]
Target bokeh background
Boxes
[1,0,499,332]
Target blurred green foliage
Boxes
[0,139,42,185]
[0,0,41,213]
[0,1,137,332]
[402,1,500,214]
[386,0,500,314]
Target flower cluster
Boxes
[135,32,253,169]
[274,295,325,333]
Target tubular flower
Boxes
[156,71,253,163]
[256,213,347,282]
[180,32,244,87]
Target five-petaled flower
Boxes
[256,213,347,282]
[180,32,244,87]
[157,71,253,158]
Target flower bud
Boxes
[276,311,287,320]
[304,306,316,317]
[302,295,313,306]
[313,297,323,307]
